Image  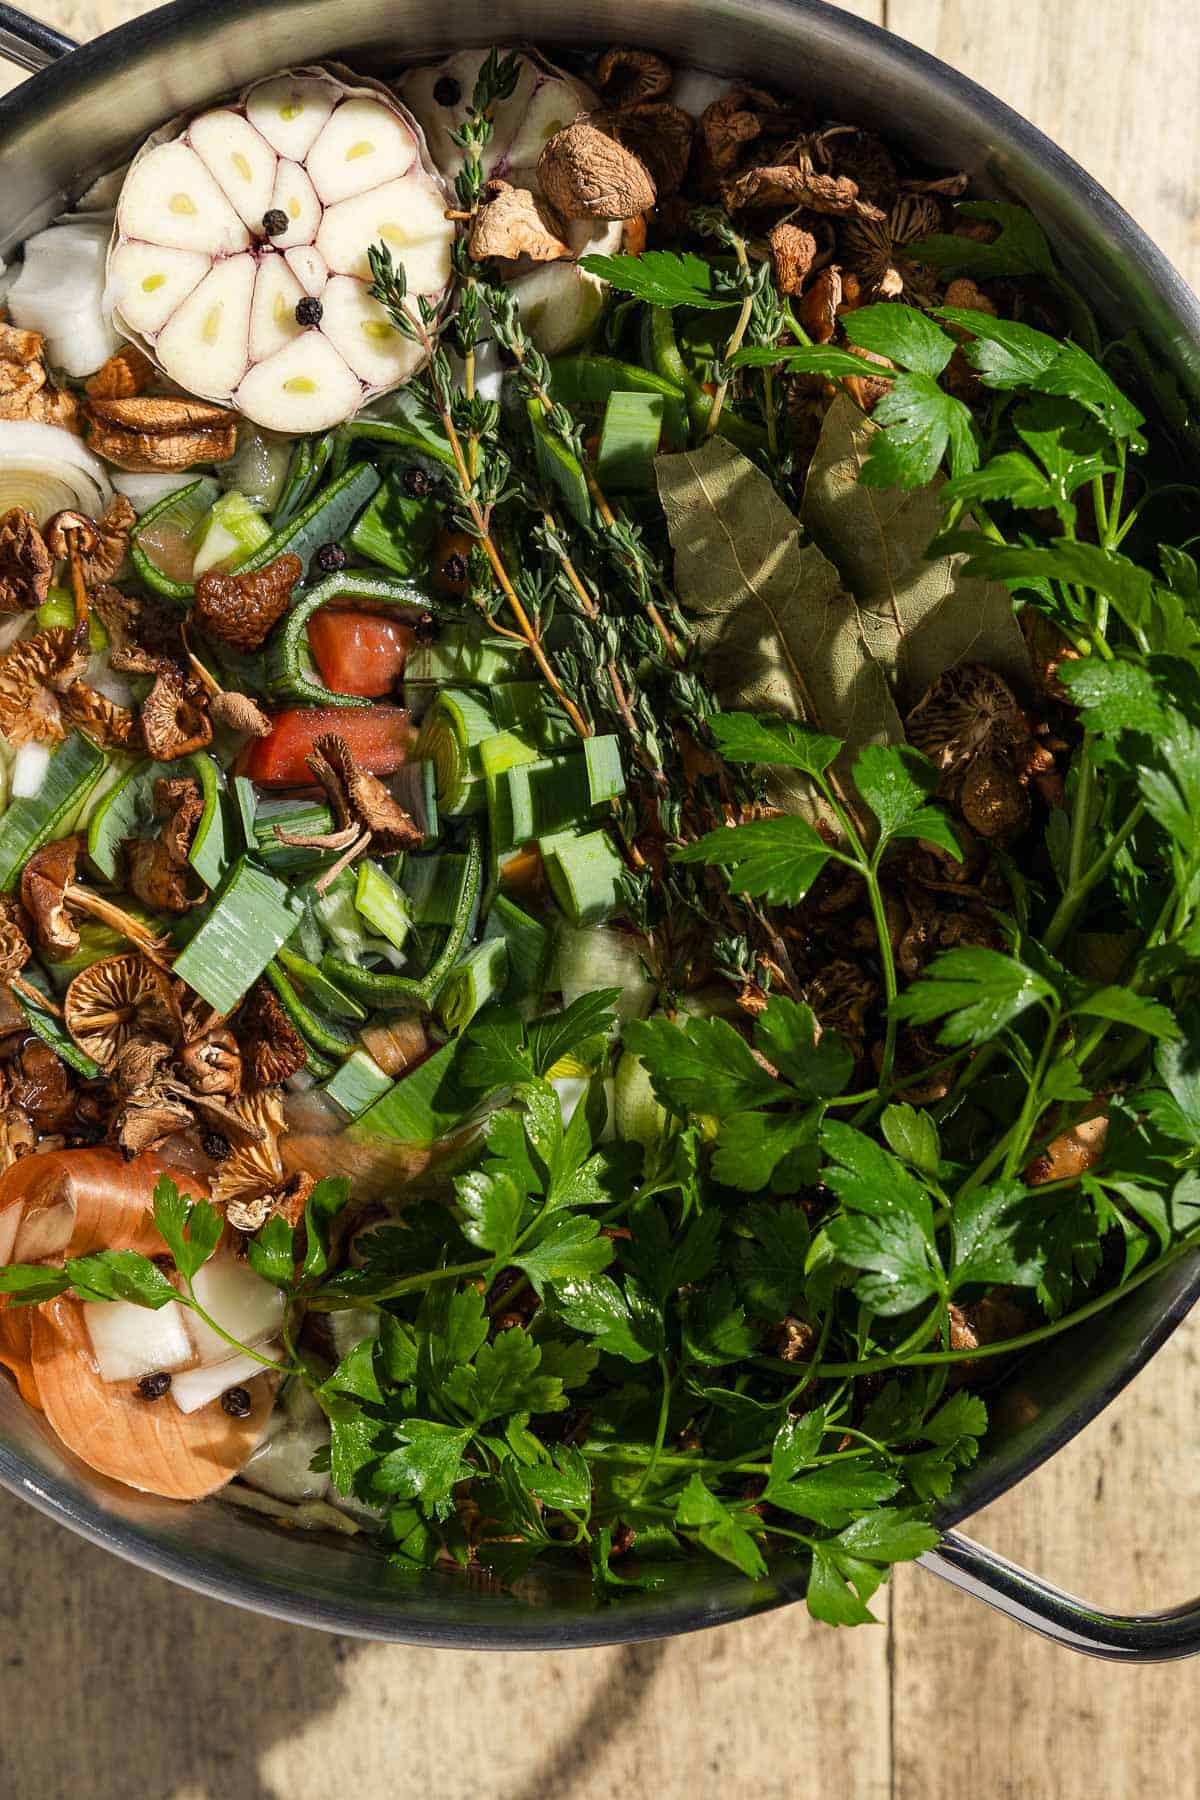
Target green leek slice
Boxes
[527,398,591,528]
[172,856,304,1013]
[540,827,627,927]
[86,751,227,890]
[403,627,530,689]
[415,689,496,816]
[354,859,412,952]
[321,1048,393,1122]
[349,467,441,578]
[596,391,665,491]
[438,937,508,1034]
[0,731,106,891]
[482,894,551,1003]
[326,825,482,1013]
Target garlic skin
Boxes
[105,67,455,435]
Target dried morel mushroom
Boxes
[192,552,301,651]
[906,663,1059,841]
[83,395,238,473]
[140,667,213,759]
[594,46,673,106]
[537,120,656,220]
[468,181,570,263]
[768,221,819,296]
[240,983,307,1088]
[63,952,177,1069]
[0,508,52,614]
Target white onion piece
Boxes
[10,741,51,799]
[111,468,195,513]
[83,1297,194,1383]
[0,421,112,526]
[671,68,730,118]
[171,1346,277,1414]
[0,1198,23,1266]
[83,653,135,710]
[8,219,120,377]
[555,925,656,1022]
[184,1256,285,1364]
[241,1378,330,1499]
[551,1074,589,1129]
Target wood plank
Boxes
[885,4,1200,1794]
[887,0,1200,290]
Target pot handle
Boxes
[0,3,76,72]
[922,1528,1200,1661]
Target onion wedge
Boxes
[0,1148,207,1267]
[30,1295,276,1498]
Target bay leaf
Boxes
[801,393,1032,707]
[654,437,903,808]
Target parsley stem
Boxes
[178,1290,294,1374]
[865,866,900,1090]
[631,1354,674,1498]
[706,234,754,438]
[1043,800,1145,952]
[306,1257,492,1309]
[1066,732,1096,891]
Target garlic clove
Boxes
[106,241,212,336]
[305,97,418,206]
[283,243,329,296]
[267,158,322,248]
[244,72,337,161]
[320,273,425,387]
[188,108,280,229]
[118,140,251,256]
[155,251,255,398]
[316,177,450,285]
[234,330,362,433]
[249,253,306,363]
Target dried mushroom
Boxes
[241,983,307,1089]
[592,102,694,198]
[140,667,213,759]
[537,120,656,220]
[768,221,818,296]
[594,46,673,106]
[0,508,52,613]
[813,126,900,211]
[63,952,176,1069]
[275,730,423,890]
[179,1022,242,1099]
[0,320,78,430]
[76,495,136,588]
[60,680,141,753]
[906,664,1059,842]
[694,86,790,193]
[210,1088,290,1228]
[721,164,866,215]
[125,777,206,914]
[83,395,238,473]
[841,193,943,302]
[7,1038,78,1136]
[468,181,570,263]
[192,553,301,651]
[23,841,167,965]
[92,584,182,676]
[0,627,86,746]
[83,345,155,402]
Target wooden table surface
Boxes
[2,4,1198,1796]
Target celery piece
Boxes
[191,489,272,578]
[597,391,665,491]
[0,731,106,891]
[355,859,412,952]
[173,857,305,1013]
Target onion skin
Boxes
[0,1148,208,1266]
[31,1296,277,1499]
[0,1304,40,1410]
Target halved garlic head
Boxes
[106,67,454,434]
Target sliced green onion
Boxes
[172,857,304,1013]
[349,466,440,577]
[233,775,258,852]
[355,859,412,952]
[540,828,626,927]
[527,398,591,528]
[326,824,482,1013]
[264,961,355,1061]
[276,945,368,1021]
[403,627,530,690]
[321,1047,393,1122]
[483,894,551,1003]
[129,477,220,601]
[597,392,665,491]
[438,937,508,1034]
[416,689,496,816]
[0,732,106,891]
[402,851,470,927]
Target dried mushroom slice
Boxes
[0,507,52,613]
[126,776,207,914]
[275,729,423,889]
[192,552,301,649]
[210,1088,286,1211]
[768,222,818,297]
[591,101,693,199]
[64,952,176,1069]
[107,67,455,433]
[0,627,86,747]
[61,681,141,753]
[83,395,238,473]
[594,47,673,107]
[179,1022,242,1098]
[140,667,213,759]
[76,495,137,587]
[468,182,570,263]
[84,345,156,402]
[23,838,169,964]
[0,321,79,430]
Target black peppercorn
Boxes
[432,75,461,106]
[221,1385,253,1418]
[261,207,289,238]
[295,295,324,327]
[440,551,468,587]
[201,1129,230,1161]
[315,540,347,573]
[401,465,434,499]
[413,611,440,644]
[137,1371,172,1401]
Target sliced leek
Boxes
[86,752,228,890]
[0,420,113,528]
[326,823,481,1013]
[172,856,305,1012]
[321,1047,393,1122]
[191,489,273,577]
[438,937,509,1034]
[349,465,441,578]
[540,827,626,928]
[415,689,496,816]
[0,732,107,891]
[354,859,412,952]
[596,391,665,492]
[403,627,530,690]
[482,894,551,1003]
[401,851,470,927]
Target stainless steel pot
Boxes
[0,0,1198,1660]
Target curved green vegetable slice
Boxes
[266,568,434,708]
[86,751,227,890]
